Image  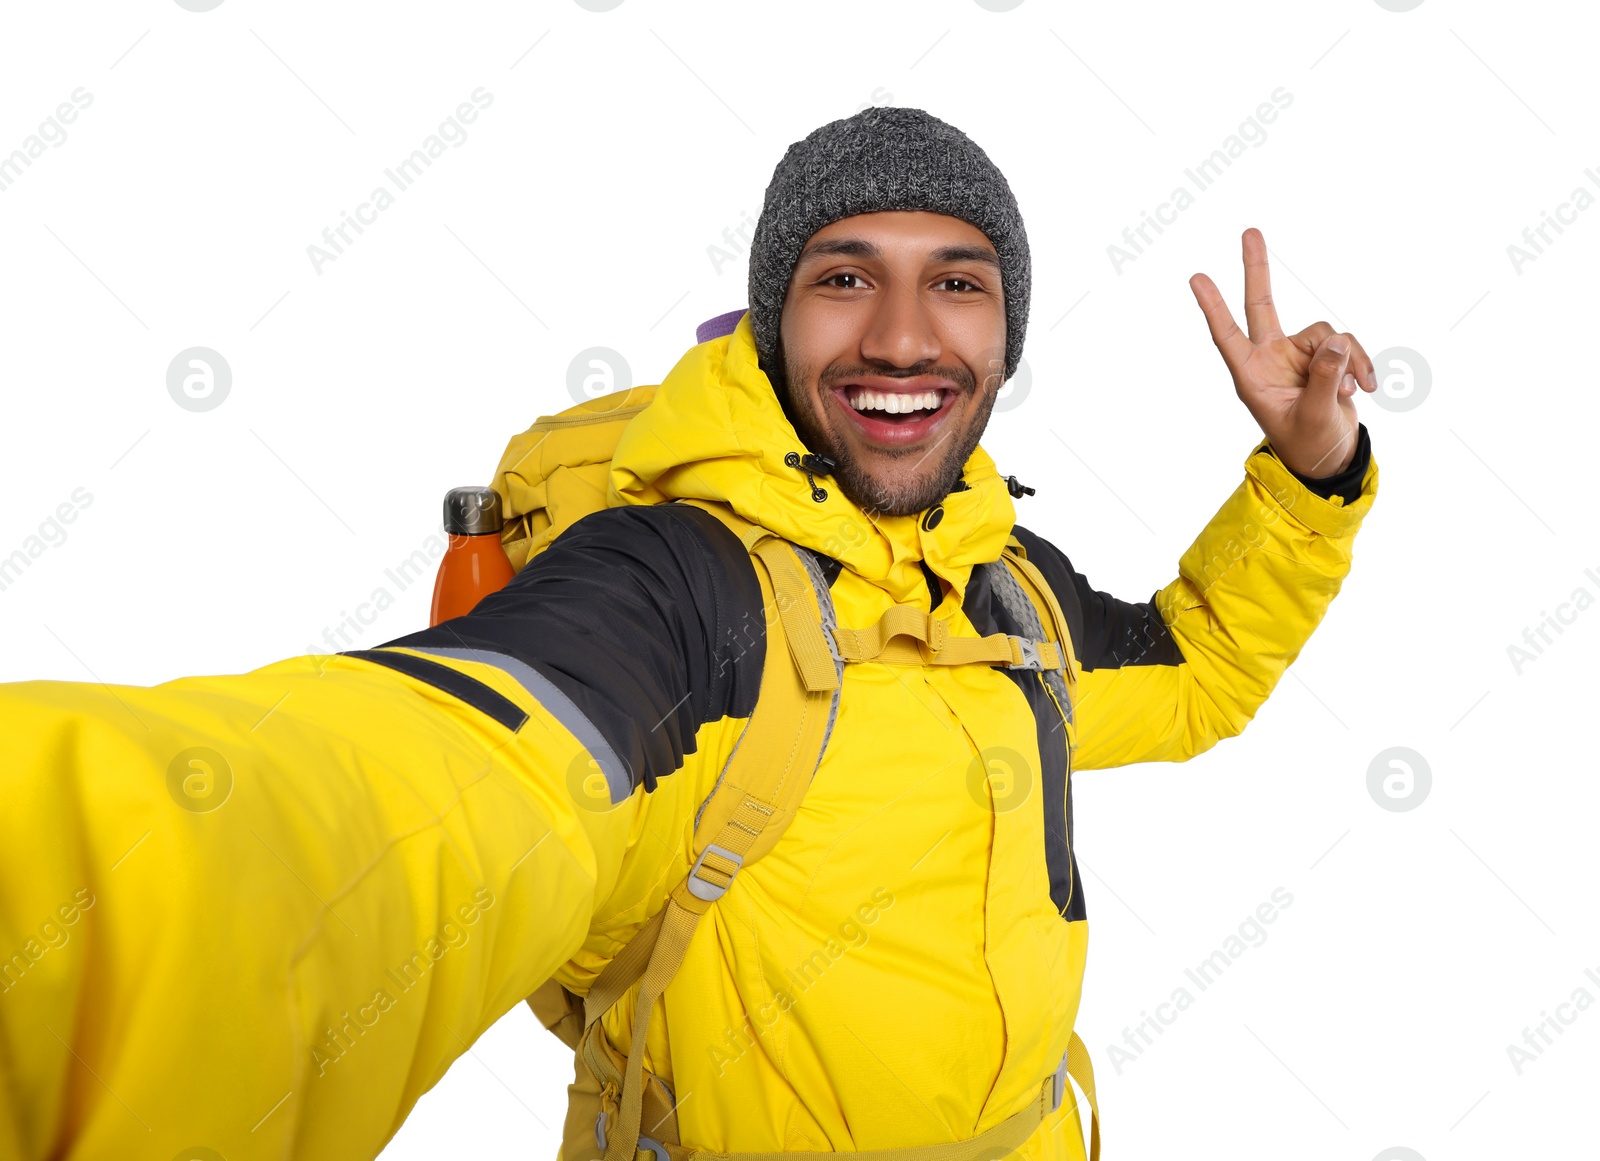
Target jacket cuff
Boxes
[1269,423,1372,505]
[1246,423,1377,538]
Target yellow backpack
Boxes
[484,386,1101,1161]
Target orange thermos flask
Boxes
[429,486,515,626]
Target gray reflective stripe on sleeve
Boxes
[410,646,634,804]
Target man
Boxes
[0,108,1376,1160]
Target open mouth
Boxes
[829,385,956,447]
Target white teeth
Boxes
[848,389,942,415]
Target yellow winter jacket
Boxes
[0,314,1376,1160]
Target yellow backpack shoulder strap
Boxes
[573,498,843,1161]
[1068,1030,1100,1161]
[994,539,1099,1160]
[999,537,1080,697]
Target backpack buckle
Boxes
[598,1116,670,1161]
[687,843,743,901]
[1050,1049,1069,1111]
[1009,637,1044,671]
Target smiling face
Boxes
[777,210,1008,518]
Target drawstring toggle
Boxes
[785,451,835,503]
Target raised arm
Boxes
[1027,226,1383,768]
[1019,427,1375,771]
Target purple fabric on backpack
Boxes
[696,309,747,344]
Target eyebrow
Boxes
[796,238,1002,269]
[798,238,880,262]
[929,244,1001,269]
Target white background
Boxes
[2,0,1596,1157]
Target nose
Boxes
[858,273,941,369]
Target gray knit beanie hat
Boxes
[747,106,1030,382]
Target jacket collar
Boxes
[609,313,1015,606]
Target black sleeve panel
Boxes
[1009,525,1184,673]
[1267,422,1372,506]
[382,502,765,794]
[961,565,1083,921]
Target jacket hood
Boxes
[608,313,1017,606]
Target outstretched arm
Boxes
[0,504,749,1161]
[0,647,612,1160]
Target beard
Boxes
[777,347,998,519]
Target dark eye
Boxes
[824,273,864,289]
[939,278,979,293]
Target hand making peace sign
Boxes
[1189,228,1375,479]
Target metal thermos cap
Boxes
[443,487,503,536]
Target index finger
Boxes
[1188,272,1253,373]
[1242,227,1283,342]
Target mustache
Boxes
[817,362,981,393]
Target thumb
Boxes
[1306,331,1352,409]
